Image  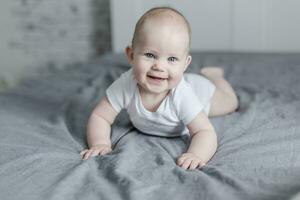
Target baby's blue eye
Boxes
[168,57,178,62]
[144,53,155,59]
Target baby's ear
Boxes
[125,46,134,65]
[184,55,192,71]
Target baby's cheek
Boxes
[134,62,148,75]
[168,76,182,88]
[171,72,183,83]
[132,66,143,78]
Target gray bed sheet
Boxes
[1,52,300,200]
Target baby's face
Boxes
[127,18,191,95]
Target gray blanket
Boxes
[1,52,300,200]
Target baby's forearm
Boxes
[86,113,112,148]
[187,130,217,164]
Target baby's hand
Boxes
[80,144,112,160]
[177,152,206,170]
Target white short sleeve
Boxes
[171,78,205,125]
[106,69,136,113]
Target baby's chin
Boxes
[138,84,169,95]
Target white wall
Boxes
[111,0,300,53]
[0,0,92,88]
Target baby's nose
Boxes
[151,60,165,71]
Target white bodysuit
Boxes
[106,69,215,137]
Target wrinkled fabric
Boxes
[1,52,300,200]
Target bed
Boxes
[1,52,300,200]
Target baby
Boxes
[80,7,238,170]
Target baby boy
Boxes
[80,7,238,170]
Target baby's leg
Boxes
[200,67,238,117]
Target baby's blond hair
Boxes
[131,7,191,50]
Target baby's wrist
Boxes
[90,143,111,148]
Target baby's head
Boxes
[126,7,192,95]
[131,7,191,52]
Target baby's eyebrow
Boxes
[168,53,181,58]
[142,48,157,53]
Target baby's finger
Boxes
[80,149,89,156]
[177,156,188,166]
[80,150,89,159]
[83,150,93,160]
[189,160,201,170]
[99,148,111,156]
[90,149,101,157]
[199,162,206,168]
[181,159,192,170]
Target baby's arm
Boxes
[80,96,118,160]
[177,112,217,170]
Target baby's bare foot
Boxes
[200,66,224,79]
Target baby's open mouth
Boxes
[147,75,167,80]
